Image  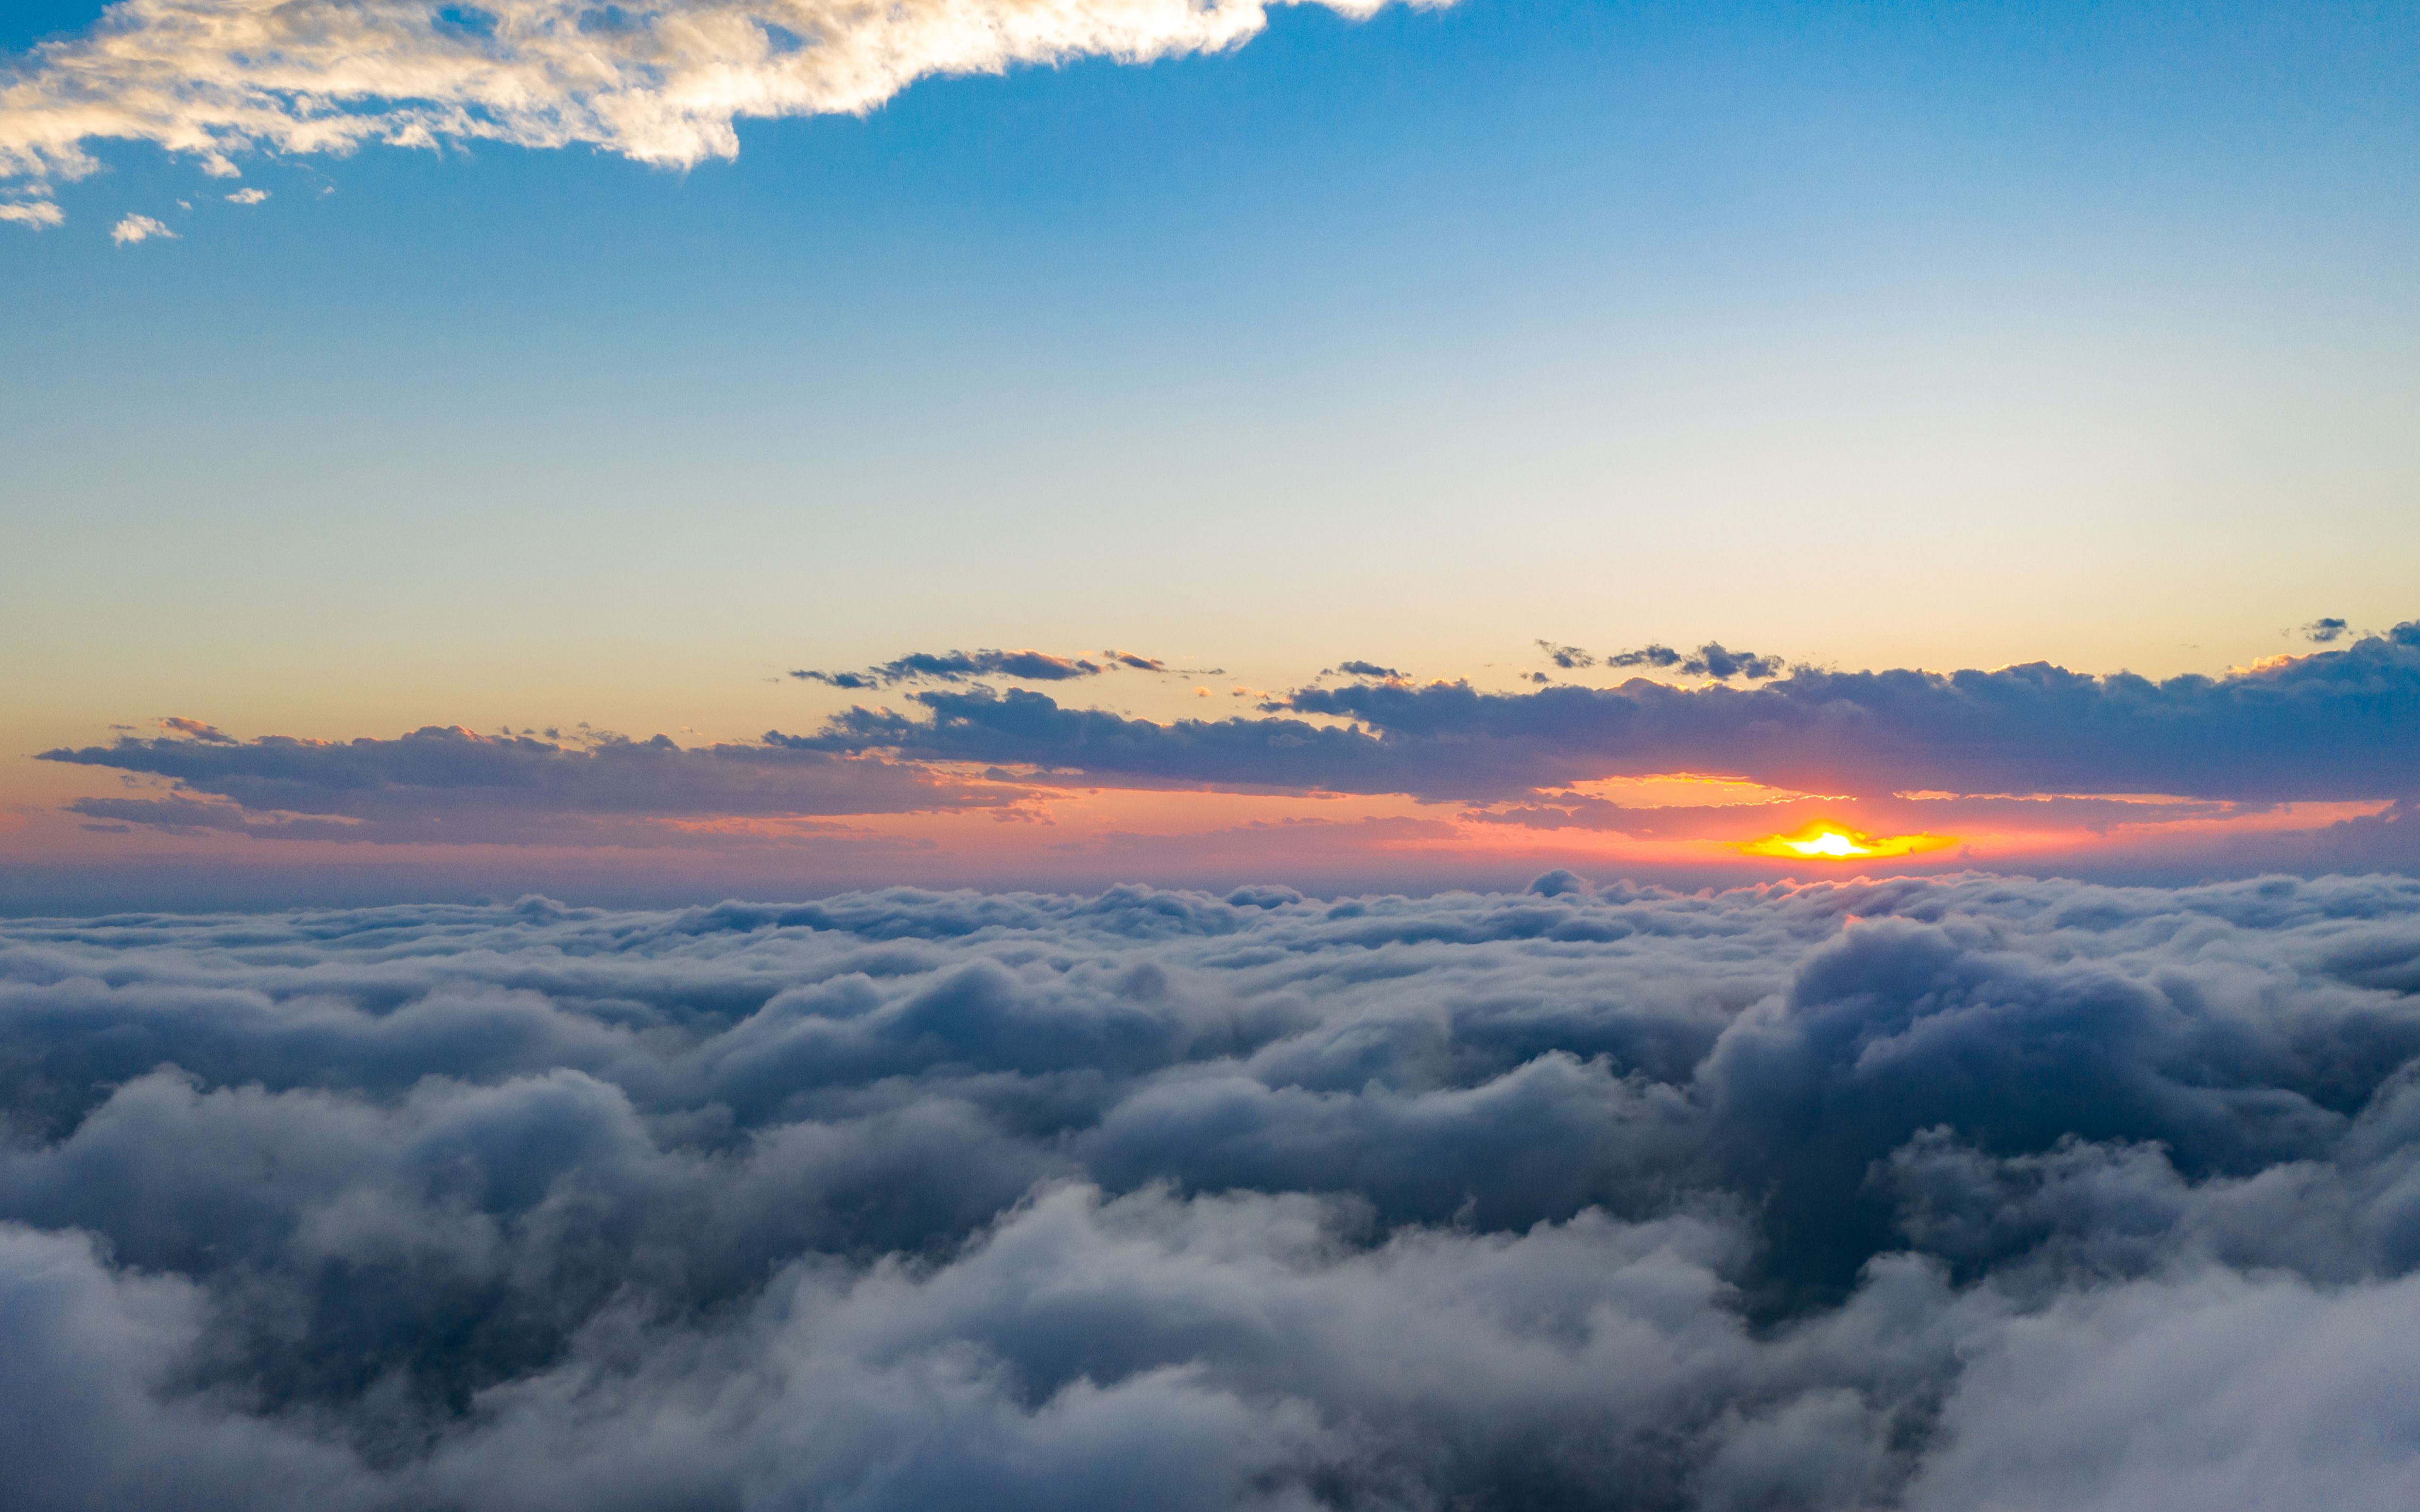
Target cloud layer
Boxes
[41,723,1011,842]
[36,625,2420,876]
[805,620,2420,803]
[0,0,1423,197]
[6,871,2420,1507]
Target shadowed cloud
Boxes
[801,621,2420,807]
[5,872,2420,1506]
[38,724,1016,843]
[36,624,2420,859]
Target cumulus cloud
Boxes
[1606,641,1684,668]
[2306,616,2352,644]
[109,212,175,243]
[1596,641,1781,679]
[0,0,1431,193]
[798,620,2420,809]
[223,186,267,204]
[37,723,1017,842]
[0,197,63,226]
[1329,659,1404,680]
[1680,641,1783,681]
[6,871,2420,1507]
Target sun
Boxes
[1736,821,1957,861]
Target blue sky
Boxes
[4,0,2418,900]
[16,17,2420,1510]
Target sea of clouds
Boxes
[6,871,2420,1509]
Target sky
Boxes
[4,0,2418,908]
[10,11,2420,1508]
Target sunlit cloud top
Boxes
[0,0,1431,202]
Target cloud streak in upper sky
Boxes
[0,0,1434,198]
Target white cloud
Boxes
[5,873,2420,1508]
[224,187,269,204]
[109,212,176,244]
[0,0,1438,187]
[0,198,63,227]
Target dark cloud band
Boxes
[38,724,1012,843]
[806,621,2420,804]
[36,623,2420,850]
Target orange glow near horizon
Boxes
[1736,821,1958,861]
[10,743,2393,886]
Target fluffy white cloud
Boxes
[0,197,63,225]
[109,211,176,242]
[5,872,2420,1506]
[222,186,266,203]
[0,0,1432,188]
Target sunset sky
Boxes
[5,0,2417,907]
[12,9,2420,1508]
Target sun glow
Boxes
[1736,822,1957,861]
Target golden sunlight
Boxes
[1736,822,1957,861]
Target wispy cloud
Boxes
[108,212,175,244]
[792,647,1186,690]
[0,197,62,227]
[158,716,234,743]
[0,0,1437,194]
[1571,640,1785,681]
[223,186,268,204]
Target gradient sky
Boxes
[4,0,2417,907]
